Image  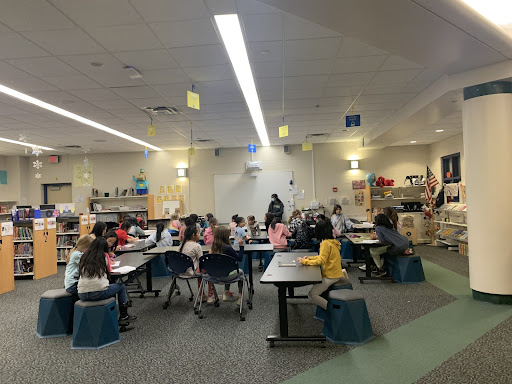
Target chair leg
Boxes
[186,280,194,302]
[239,278,246,321]
[195,279,205,317]
[163,278,176,309]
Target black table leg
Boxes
[247,251,254,295]
[359,246,394,283]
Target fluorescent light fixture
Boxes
[350,160,359,169]
[0,83,163,151]
[214,14,270,147]
[177,168,187,177]
[436,129,444,132]
[410,140,417,143]
[0,137,54,151]
[460,0,512,25]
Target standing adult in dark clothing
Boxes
[268,193,284,221]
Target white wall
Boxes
[0,156,21,204]
[429,133,465,183]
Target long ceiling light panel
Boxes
[214,14,270,147]
[0,137,54,151]
[0,84,163,151]
[460,0,512,26]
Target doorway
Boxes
[43,183,72,204]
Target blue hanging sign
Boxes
[346,115,361,127]
[144,149,149,158]
[248,144,256,153]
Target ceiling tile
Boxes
[204,0,237,14]
[285,75,329,89]
[328,72,374,87]
[0,103,30,116]
[243,13,283,42]
[140,68,191,85]
[113,50,179,70]
[50,0,143,27]
[285,38,341,61]
[248,41,282,62]
[252,61,282,78]
[183,64,234,82]
[153,83,191,98]
[41,75,101,90]
[284,14,341,40]
[85,72,145,88]
[371,69,423,85]
[110,86,162,99]
[131,0,211,23]
[381,55,423,71]
[0,61,32,80]
[236,0,280,15]
[170,44,228,67]
[150,19,219,48]
[6,57,80,77]
[0,0,74,32]
[285,88,324,99]
[127,97,171,108]
[322,86,354,97]
[0,33,49,59]
[68,88,121,101]
[22,29,105,56]
[87,24,163,52]
[2,76,58,93]
[88,98,135,110]
[332,56,387,74]
[339,37,389,57]
[285,59,333,76]
[59,53,124,74]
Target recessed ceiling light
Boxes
[90,62,104,67]
[215,14,270,147]
[0,83,163,151]
[410,140,417,143]
[436,129,444,132]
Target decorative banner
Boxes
[187,91,200,110]
[47,217,56,229]
[171,195,177,201]
[189,147,195,156]
[352,180,366,190]
[147,124,157,137]
[73,163,93,187]
[164,195,171,201]
[302,142,312,151]
[248,144,256,153]
[167,185,174,194]
[1,221,13,236]
[0,170,6,184]
[279,125,288,138]
[159,185,166,194]
[355,190,365,206]
[175,185,182,193]
[80,215,89,225]
[34,218,45,231]
[179,195,185,202]
[89,214,96,224]
[144,149,149,158]
[156,196,163,204]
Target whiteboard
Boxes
[214,172,293,224]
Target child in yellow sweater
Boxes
[298,220,343,310]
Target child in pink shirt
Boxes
[268,218,291,249]
[203,217,218,245]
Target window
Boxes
[441,153,461,202]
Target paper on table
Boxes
[122,244,135,248]
[358,240,380,244]
[112,266,136,274]
[111,261,120,267]
[278,261,297,267]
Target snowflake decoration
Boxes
[81,147,91,154]
[33,160,43,169]
[32,146,43,157]
[35,173,41,179]
[19,133,28,142]
[83,172,90,179]
[83,157,89,168]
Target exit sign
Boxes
[49,155,60,163]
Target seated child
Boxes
[247,215,261,236]
[267,217,291,250]
[136,213,146,230]
[145,222,173,247]
[64,234,94,296]
[203,217,218,245]
[115,221,139,247]
[370,213,410,277]
[234,216,252,245]
[204,213,213,229]
[291,221,314,250]
[169,213,182,235]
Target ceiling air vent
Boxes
[142,106,181,115]
[196,139,212,143]
[62,145,82,148]
[308,133,327,137]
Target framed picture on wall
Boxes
[354,191,365,206]
[352,180,365,189]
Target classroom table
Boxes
[344,233,394,283]
[111,252,161,298]
[352,222,375,232]
[143,244,212,255]
[116,239,150,255]
[249,235,270,243]
[260,252,324,346]
[141,229,156,238]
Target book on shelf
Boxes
[13,227,33,240]
[57,234,78,247]
[57,248,71,262]
[14,243,33,257]
[14,259,33,274]
[57,222,80,233]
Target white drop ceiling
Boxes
[0,0,509,156]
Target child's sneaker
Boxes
[358,264,366,271]
[373,269,387,278]
[223,291,236,302]
[207,295,216,304]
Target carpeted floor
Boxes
[0,245,507,384]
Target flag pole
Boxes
[430,202,435,246]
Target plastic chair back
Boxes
[165,251,195,275]
[199,253,239,279]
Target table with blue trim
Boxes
[260,252,324,346]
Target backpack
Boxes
[435,186,445,208]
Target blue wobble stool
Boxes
[72,298,120,350]
[315,278,353,322]
[323,290,374,345]
[36,288,75,338]
[393,256,425,283]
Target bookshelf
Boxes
[0,200,16,220]
[13,219,57,279]
[56,216,80,264]
[0,221,14,294]
[87,195,155,223]
[435,204,468,251]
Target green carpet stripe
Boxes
[283,260,512,384]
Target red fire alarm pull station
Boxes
[333,187,338,192]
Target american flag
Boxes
[425,166,439,204]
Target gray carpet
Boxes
[419,245,470,277]
[0,247,458,384]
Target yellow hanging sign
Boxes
[279,125,288,138]
[147,124,157,137]
[187,91,200,110]
[188,147,195,156]
[302,142,312,151]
